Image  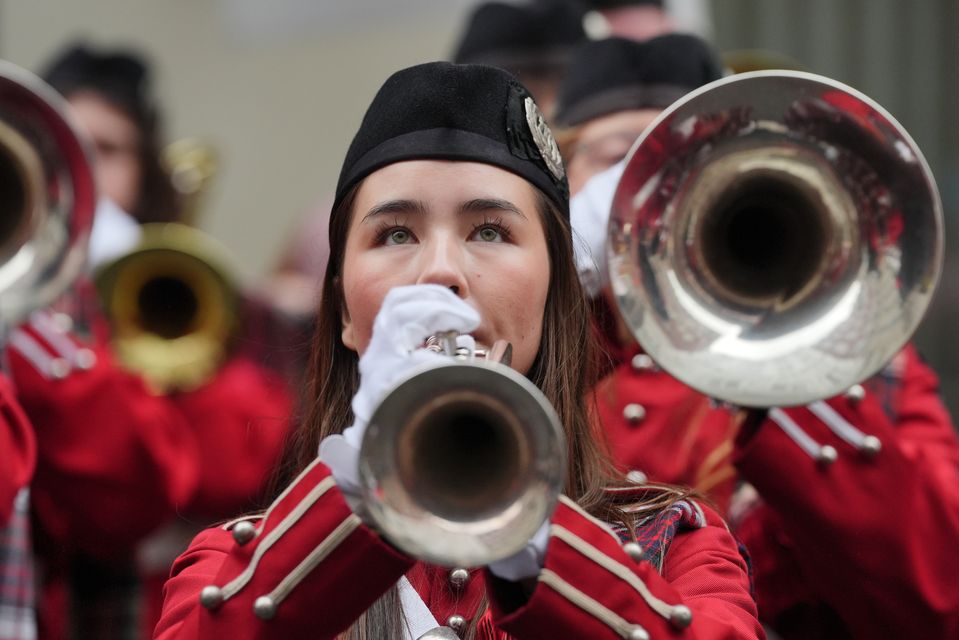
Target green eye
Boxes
[388,229,411,244]
[477,227,502,242]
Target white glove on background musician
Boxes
[570,159,626,298]
[318,284,479,495]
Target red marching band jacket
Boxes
[155,456,764,639]
[594,343,959,639]
[0,374,34,527]
[4,310,293,639]
[0,372,37,640]
[7,312,201,558]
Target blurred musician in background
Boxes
[561,33,959,638]
[42,45,178,283]
[1,43,295,639]
[5,303,202,640]
[579,0,675,42]
[452,0,587,119]
[554,34,721,194]
[1,51,203,640]
[42,45,180,228]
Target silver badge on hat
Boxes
[524,97,565,182]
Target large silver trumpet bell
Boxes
[358,335,566,567]
[608,70,943,407]
[0,60,96,326]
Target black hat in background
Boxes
[334,62,569,217]
[553,34,722,128]
[41,43,158,134]
[452,1,587,74]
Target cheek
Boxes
[508,272,547,328]
[521,250,551,353]
[510,292,549,375]
[341,259,397,355]
[521,278,549,343]
[482,248,550,371]
[342,278,377,354]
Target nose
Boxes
[415,235,469,298]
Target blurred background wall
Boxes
[2,0,957,417]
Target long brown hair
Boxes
[271,175,689,639]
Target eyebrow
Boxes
[460,198,527,220]
[362,199,428,222]
[362,197,528,222]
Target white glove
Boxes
[570,159,626,297]
[487,519,550,582]
[318,284,480,495]
[88,197,142,270]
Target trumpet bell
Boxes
[359,360,565,567]
[609,70,943,407]
[95,223,239,392]
[0,60,95,325]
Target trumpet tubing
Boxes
[162,138,218,226]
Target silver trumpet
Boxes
[608,70,943,408]
[0,60,96,327]
[358,332,566,567]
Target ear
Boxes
[340,300,357,352]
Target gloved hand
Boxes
[88,197,142,269]
[318,284,480,495]
[570,159,626,297]
[487,519,550,581]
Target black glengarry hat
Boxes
[453,1,587,73]
[334,62,569,216]
[553,34,723,128]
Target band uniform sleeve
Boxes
[734,344,959,638]
[488,496,764,639]
[8,314,201,557]
[0,373,35,526]
[154,458,413,640]
[169,355,293,517]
